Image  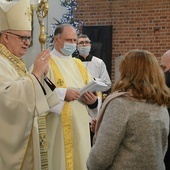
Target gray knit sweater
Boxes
[87,97,169,170]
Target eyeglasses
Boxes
[7,32,32,43]
[78,41,91,45]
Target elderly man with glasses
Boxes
[0,0,59,169]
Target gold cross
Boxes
[57,79,64,86]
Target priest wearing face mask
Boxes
[161,50,170,170]
[45,24,99,170]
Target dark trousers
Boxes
[165,108,170,170]
[164,134,170,170]
[89,123,95,147]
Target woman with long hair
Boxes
[87,49,170,170]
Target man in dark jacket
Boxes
[161,50,170,170]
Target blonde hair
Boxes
[113,49,170,106]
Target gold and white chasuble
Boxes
[0,44,59,170]
[46,51,94,170]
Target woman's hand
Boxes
[90,118,97,133]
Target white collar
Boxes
[51,48,71,59]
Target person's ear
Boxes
[3,32,10,43]
[54,35,59,44]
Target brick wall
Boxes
[75,0,170,83]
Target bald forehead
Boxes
[161,50,170,71]
[59,26,77,43]
[61,26,77,37]
[161,50,170,63]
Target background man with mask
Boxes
[0,0,59,169]
[75,34,112,145]
[76,34,111,89]
[46,24,99,170]
[161,50,170,170]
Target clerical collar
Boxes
[51,48,71,59]
[77,54,93,62]
[0,44,27,76]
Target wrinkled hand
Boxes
[81,91,98,105]
[90,118,97,133]
[65,88,80,102]
[32,50,51,80]
[44,64,49,76]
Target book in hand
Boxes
[79,80,108,96]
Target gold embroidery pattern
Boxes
[57,79,64,86]
[61,102,73,170]
[0,44,27,76]
[29,74,49,170]
[25,6,32,21]
[38,114,48,169]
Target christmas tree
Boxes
[47,0,83,50]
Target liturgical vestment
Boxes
[0,44,59,170]
[46,49,96,170]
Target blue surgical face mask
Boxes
[61,42,76,56]
[79,46,91,57]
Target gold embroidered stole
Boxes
[0,44,27,76]
[73,58,88,85]
[38,114,49,169]
[49,57,88,170]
